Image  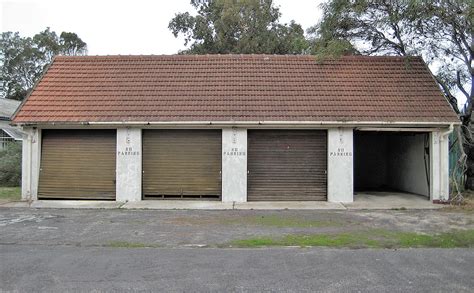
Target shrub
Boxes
[0,142,21,186]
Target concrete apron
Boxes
[0,195,443,210]
[347,192,443,210]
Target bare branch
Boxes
[457,70,470,99]
[452,26,471,69]
[434,75,460,115]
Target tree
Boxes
[0,28,87,101]
[310,0,473,193]
[169,0,309,54]
[309,0,472,119]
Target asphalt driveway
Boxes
[0,208,472,247]
[1,208,473,292]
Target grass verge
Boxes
[0,187,21,201]
[229,229,474,249]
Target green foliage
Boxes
[310,0,472,117]
[0,28,87,101]
[169,0,309,54]
[0,187,21,201]
[0,142,21,187]
[311,39,357,60]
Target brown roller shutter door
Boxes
[38,130,116,200]
[248,130,327,201]
[142,130,222,199]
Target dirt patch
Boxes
[348,210,474,233]
[441,198,474,212]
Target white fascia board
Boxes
[15,120,460,128]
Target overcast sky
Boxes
[1,0,324,55]
[2,0,467,108]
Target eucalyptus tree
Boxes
[0,28,87,100]
[310,0,472,120]
[169,0,309,54]
[310,0,472,191]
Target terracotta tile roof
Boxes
[12,54,459,124]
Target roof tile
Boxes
[13,54,459,124]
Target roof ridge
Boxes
[53,54,422,60]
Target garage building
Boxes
[12,55,459,204]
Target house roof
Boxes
[0,123,24,140]
[0,98,21,120]
[12,54,459,125]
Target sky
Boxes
[0,0,324,55]
[1,0,467,107]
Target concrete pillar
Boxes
[21,128,40,201]
[430,131,449,202]
[221,128,247,203]
[116,128,142,202]
[327,128,354,203]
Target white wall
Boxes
[116,128,142,202]
[327,128,354,203]
[354,132,430,197]
[354,130,449,201]
[430,131,450,201]
[388,133,429,197]
[21,127,40,201]
[221,128,247,203]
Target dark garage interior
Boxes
[354,131,430,198]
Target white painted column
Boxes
[222,128,247,203]
[430,131,449,202]
[327,128,354,203]
[21,130,31,201]
[21,128,40,201]
[116,128,142,202]
[440,133,450,200]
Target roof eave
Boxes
[12,120,461,128]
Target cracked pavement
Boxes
[1,208,473,292]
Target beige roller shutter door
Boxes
[38,130,116,200]
[247,130,327,201]
[143,130,222,200]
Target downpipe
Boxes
[437,124,454,203]
[440,124,454,138]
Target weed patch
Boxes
[229,229,474,249]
